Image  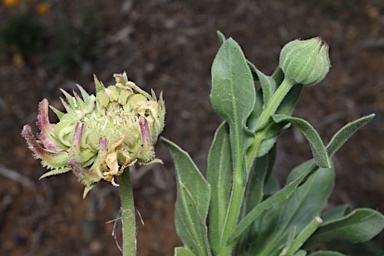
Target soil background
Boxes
[1,0,384,255]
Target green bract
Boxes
[22,73,165,197]
[279,37,330,85]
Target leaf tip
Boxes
[217,31,226,43]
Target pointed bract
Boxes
[22,73,165,196]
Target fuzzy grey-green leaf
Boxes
[272,114,330,168]
[207,122,232,254]
[326,114,375,157]
[304,208,384,248]
[210,38,255,125]
[228,164,315,243]
[161,138,211,256]
[247,168,334,255]
[211,38,255,174]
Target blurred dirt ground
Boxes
[1,0,384,255]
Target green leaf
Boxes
[246,65,302,132]
[247,168,334,255]
[247,60,259,82]
[247,60,276,104]
[321,205,351,224]
[210,38,255,128]
[255,121,287,157]
[256,134,278,157]
[263,175,280,196]
[257,69,276,105]
[245,145,277,211]
[326,114,375,157]
[210,37,255,177]
[275,84,303,116]
[161,138,211,256]
[247,88,264,133]
[251,84,303,158]
[287,160,315,184]
[286,216,323,255]
[309,251,346,256]
[305,208,384,248]
[272,114,331,168]
[228,164,315,243]
[175,247,196,256]
[288,114,375,184]
[280,226,297,256]
[272,67,284,85]
[236,146,277,255]
[217,31,226,44]
[207,122,232,254]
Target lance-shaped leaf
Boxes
[161,138,211,256]
[229,115,376,244]
[246,168,334,255]
[217,30,226,44]
[244,145,276,213]
[304,208,384,248]
[326,114,375,157]
[227,163,316,243]
[287,114,375,182]
[247,60,276,105]
[272,67,284,85]
[321,205,351,224]
[210,37,255,176]
[235,146,277,255]
[207,122,232,254]
[247,88,264,134]
[272,114,331,168]
[246,76,303,157]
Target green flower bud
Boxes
[21,72,165,197]
[279,37,330,85]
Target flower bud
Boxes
[21,72,165,197]
[279,37,330,85]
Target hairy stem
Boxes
[117,169,136,256]
[218,170,246,256]
[247,77,295,168]
[257,77,295,130]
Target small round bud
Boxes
[279,37,330,85]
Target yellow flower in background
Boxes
[36,2,50,14]
[3,0,20,7]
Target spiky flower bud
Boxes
[279,37,330,85]
[21,73,165,197]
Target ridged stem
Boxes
[246,77,295,169]
[117,169,136,256]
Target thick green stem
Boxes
[225,78,296,255]
[218,172,246,256]
[218,78,297,256]
[247,77,295,168]
[284,216,322,255]
[256,77,295,130]
[117,169,136,256]
[218,119,248,255]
